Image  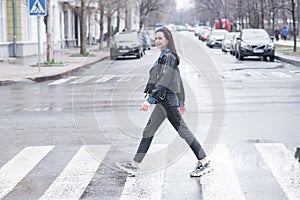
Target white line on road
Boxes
[117,75,134,82]
[0,146,55,199]
[39,145,110,200]
[48,76,77,85]
[255,143,300,200]
[201,144,246,200]
[94,75,115,83]
[70,75,95,84]
[246,71,268,79]
[271,72,292,78]
[120,144,167,200]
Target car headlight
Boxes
[267,42,275,49]
[240,41,249,48]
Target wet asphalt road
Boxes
[0,32,299,200]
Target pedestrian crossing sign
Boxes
[29,0,46,16]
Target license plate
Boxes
[119,50,129,53]
[253,49,264,53]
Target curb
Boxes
[275,55,300,67]
[0,56,109,85]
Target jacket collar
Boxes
[154,48,169,65]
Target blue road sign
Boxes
[29,0,46,16]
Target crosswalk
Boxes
[0,143,299,199]
[46,70,300,86]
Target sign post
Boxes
[29,0,46,72]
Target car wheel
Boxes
[269,55,275,62]
[238,51,244,60]
[110,54,117,60]
[235,52,238,58]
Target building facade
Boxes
[0,0,140,58]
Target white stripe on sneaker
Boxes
[39,145,110,200]
[201,144,246,200]
[0,146,54,199]
[255,143,300,200]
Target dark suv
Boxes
[235,29,275,61]
[110,31,143,60]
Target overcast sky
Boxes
[176,0,195,10]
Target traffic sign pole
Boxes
[37,14,41,72]
[29,0,46,73]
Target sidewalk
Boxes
[274,39,300,66]
[0,45,109,85]
[0,41,299,86]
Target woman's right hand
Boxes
[140,101,151,112]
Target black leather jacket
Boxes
[144,51,185,106]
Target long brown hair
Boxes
[155,27,180,65]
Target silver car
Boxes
[206,29,228,48]
[222,32,238,52]
[110,31,144,60]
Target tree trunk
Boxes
[80,0,87,54]
[107,8,112,47]
[291,0,297,52]
[46,0,53,62]
[99,0,104,50]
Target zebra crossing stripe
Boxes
[95,75,115,83]
[117,75,134,82]
[271,72,292,78]
[120,144,167,200]
[48,76,77,85]
[201,144,246,200]
[70,75,95,84]
[255,143,300,200]
[0,146,54,199]
[39,145,110,200]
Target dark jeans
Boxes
[133,92,206,163]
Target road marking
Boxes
[255,143,300,200]
[201,144,246,200]
[290,70,300,76]
[245,71,267,79]
[39,145,110,200]
[271,72,292,78]
[0,146,54,199]
[117,75,134,82]
[120,144,167,200]
[219,72,245,80]
[70,75,95,84]
[48,76,77,85]
[94,75,115,83]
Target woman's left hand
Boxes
[178,106,186,115]
[140,101,151,112]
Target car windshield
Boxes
[114,33,138,43]
[242,31,269,40]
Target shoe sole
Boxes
[190,168,214,177]
[115,162,137,176]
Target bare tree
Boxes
[44,0,53,62]
[80,0,87,54]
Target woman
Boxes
[117,27,211,177]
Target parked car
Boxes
[221,32,237,52]
[235,29,275,61]
[229,32,240,55]
[198,30,210,42]
[206,29,228,48]
[110,31,144,60]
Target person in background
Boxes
[281,27,288,41]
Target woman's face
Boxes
[155,31,168,51]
